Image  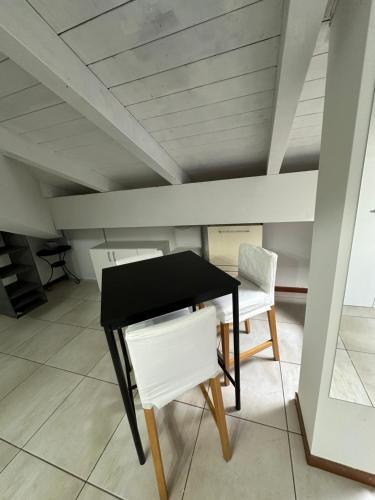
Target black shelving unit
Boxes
[0,231,47,318]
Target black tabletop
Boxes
[101,251,240,330]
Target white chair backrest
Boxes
[116,250,162,267]
[238,244,277,297]
[126,306,219,409]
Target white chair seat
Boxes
[210,277,273,324]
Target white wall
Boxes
[298,0,375,474]
[64,229,105,280]
[344,110,375,307]
[66,223,311,288]
[263,222,313,288]
[0,155,57,238]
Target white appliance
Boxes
[207,225,263,276]
[90,240,169,289]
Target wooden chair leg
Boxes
[220,323,230,386]
[267,306,280,361]
[209,376,232,461]
[199,383,217,425]
[144,409,168,500]
[244,318,251,334]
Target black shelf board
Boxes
[0,245,26,256]
[0,264,33,279]
[15,296,47,317]
[6,281,41,300]
[13,290,44,310]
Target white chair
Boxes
[210,243,279,385]
[126,306,231,500]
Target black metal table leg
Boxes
[232,286,241,410]
[104,326,145,465]
[117,328,135,414]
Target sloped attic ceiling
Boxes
[0,0,330,193]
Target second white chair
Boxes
[126,306,231,500]
[210,243,280,385]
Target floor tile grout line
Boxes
[219,408,291,435]
[345,349,374,407]
[0,412,131,497]
[21,375,86,453]
[0,441,22,476]
[0,435,87,484]
[15,446,88,483]
[174,399,206,411]
[0,358,43,404]
[286,432,298,500]
[0,348,120,387]
[74,480,87,500]
[0,318,52,358]
[83,481,124,500]
[278,361,298,500]
[85,413,128,489]
[181,406,205,500]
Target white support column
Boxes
[298,0,375,474]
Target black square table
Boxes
[101,251,241,465]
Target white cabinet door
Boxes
[112,249,137,265]
[90,249,115,290]
[137,248,159,255]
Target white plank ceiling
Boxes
[23,0,283,182]
[0,0,330,192]
[281,21,329,173]
[0,56,167,191]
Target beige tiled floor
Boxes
[0,281,373,499]
[330,309,375,407]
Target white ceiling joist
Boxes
[267,0,328,175]
[0,0,188,185]
[0,125,120,192]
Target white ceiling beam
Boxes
[49,171,318,230]
[266,0,328,175]
[0,125,120,192]
[0,0,188,185]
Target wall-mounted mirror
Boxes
[329,95,375,407]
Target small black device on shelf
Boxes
[0,231,47,318]
[36,242,80,287]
